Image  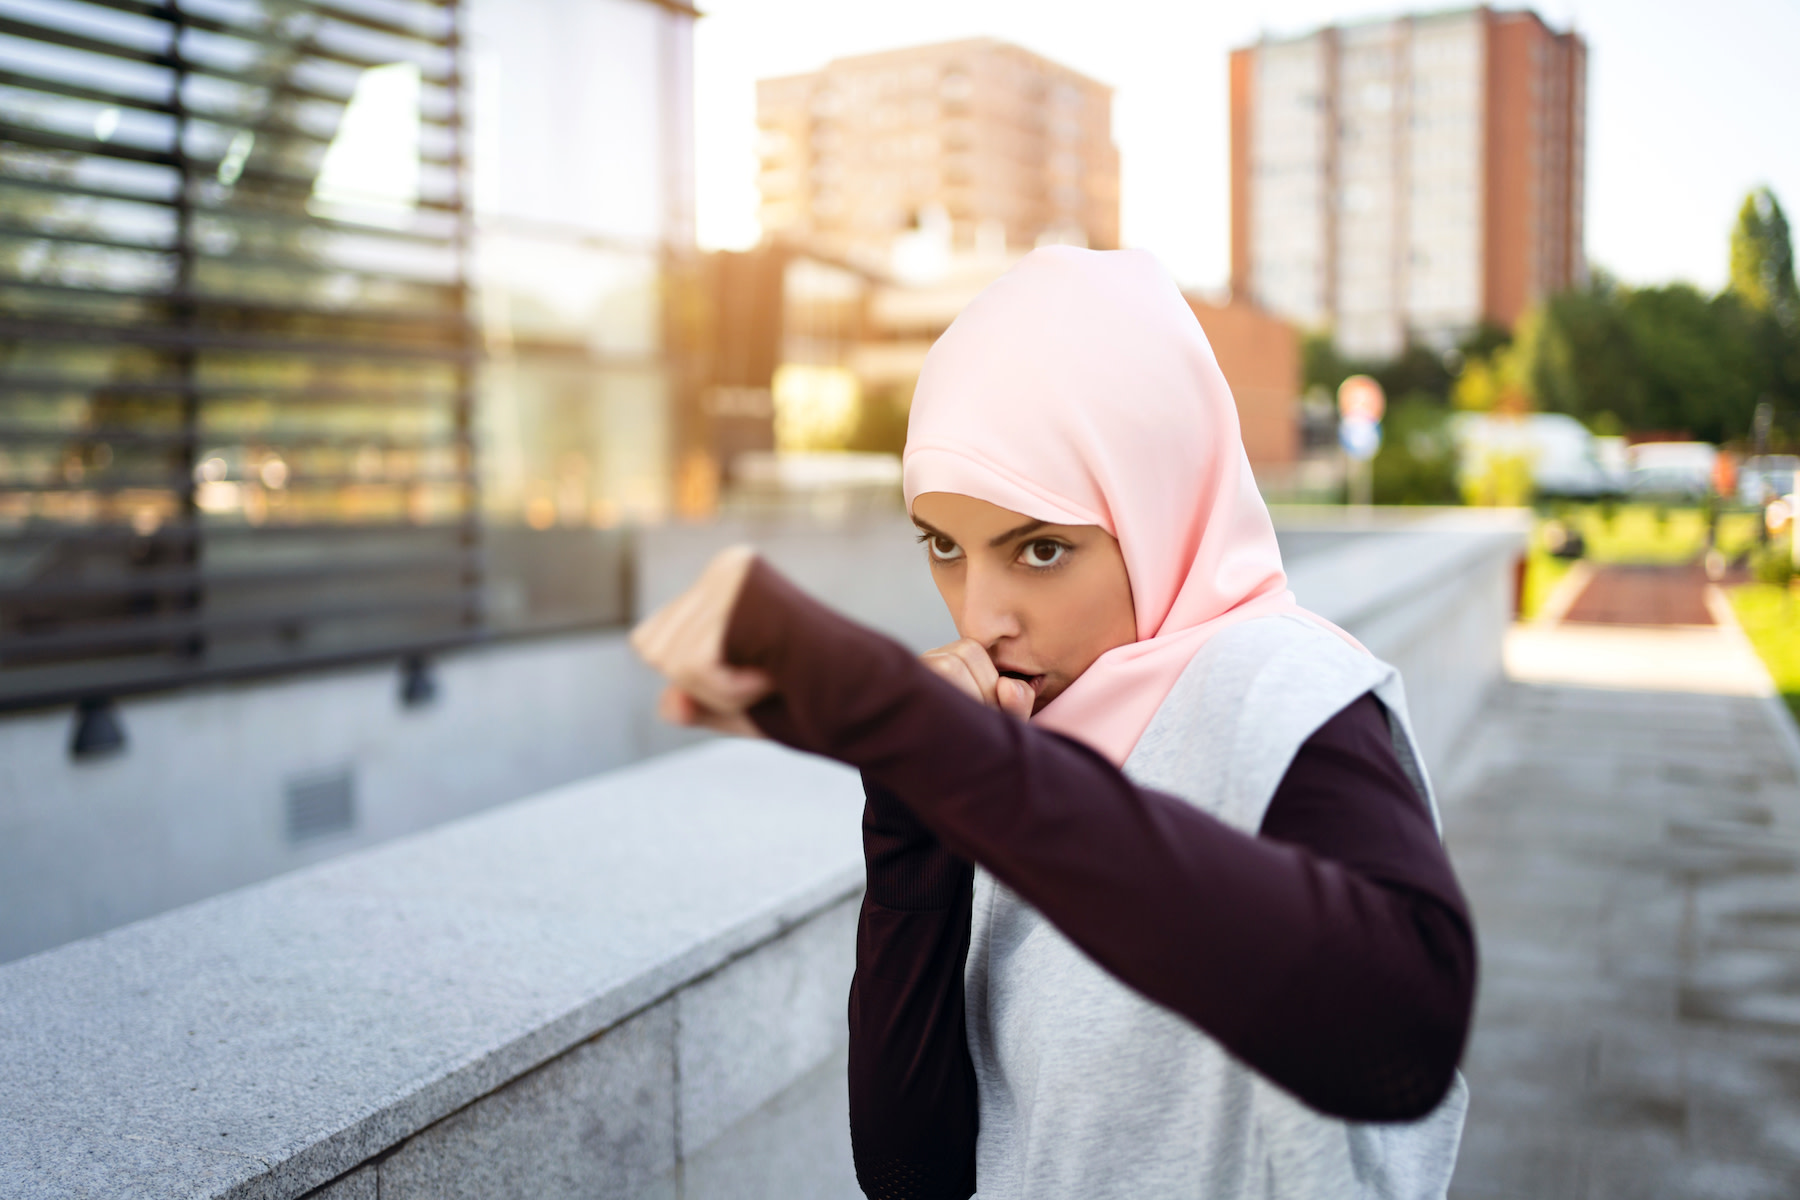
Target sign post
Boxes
[1337,374,1386,508]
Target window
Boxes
[0,0,689,712]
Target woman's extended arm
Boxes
[730,558,1475,1124]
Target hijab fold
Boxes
[903,246,1356,765]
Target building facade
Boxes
[1186,295,1301,471]
[757,39,1119,265]
[1231,7,1585,360]
[0,0,696,715]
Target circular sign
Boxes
[1338,374,1386,424]
[1339,416,1382,461]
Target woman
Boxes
[632,247,1473,1199]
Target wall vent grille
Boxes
[285,770,355,843]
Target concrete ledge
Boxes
[0,630,652,966]
[1282,509,1529,773]
[0,741,865,1200]
[0,510,1529,1199]
[1,512,952,968]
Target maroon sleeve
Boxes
[726,558,1475,1126]
[846,780,977,1199]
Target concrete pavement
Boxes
[1444,601,1800,1197]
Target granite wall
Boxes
[0,509,1526,1200]
[0,513,949,965]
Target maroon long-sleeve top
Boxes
[723,559,1476,1200]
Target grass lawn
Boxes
[1519,541,1574,621]
[1728,584,1800,721]
[1538,503,1761,564]
[1518,502,1760,621]
[1521,503,1794,711]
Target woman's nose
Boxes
[957,566,1023,645]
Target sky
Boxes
[692,0,1800,294]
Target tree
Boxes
[1516,274,1634,427]
[1301,331,1468,406]
[1372,393,1460,505]
[1451,337,1527,413]
[1304,187,1800,447]
[1731,187,1799,324]
[1508,265,1800,444]
[1300,331,1352,397]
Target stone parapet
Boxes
[0,742,865,1200]
[0,507,1527,1198]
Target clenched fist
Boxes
[920,637,1035,721]
[629,545,772,737]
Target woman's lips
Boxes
[997,668,1047,695]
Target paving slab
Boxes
[1445,618,1800,1199]
[1563,564,1716,626]
[1503,624,1770,696]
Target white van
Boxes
[1627,442,1717,500]
[1449,412,1620,498]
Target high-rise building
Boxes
[757,39,1120,264]
[1231,8,1585,360]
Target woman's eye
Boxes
[928,535,964,562]
[1021,540,1066,568]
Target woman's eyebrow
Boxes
[988,520,1048,548]
[911,516,1052,547]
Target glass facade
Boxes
[466,0,694,629]
[0,0,695,710]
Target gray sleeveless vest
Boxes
[965,613,1468,1199]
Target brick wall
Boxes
[1188,295,1301,468]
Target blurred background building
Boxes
[0,0,699,959]
[470,0,697,622]
[1231,7,1586,359]
[730,36,1306,501]
[1185,292,1301,471]
[0,0,695,719]
[755,38,1120,267]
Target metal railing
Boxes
[0,0,483,712]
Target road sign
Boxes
[1340,416,1382,461]
[1338,374,1386,424]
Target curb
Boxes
[1533,560,1595,627]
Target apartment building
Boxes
[757,39,1120,264]
[1231,7,1585,359]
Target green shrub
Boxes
[1753,545,1795,586]
[1372,395,1461,505]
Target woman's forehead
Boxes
[912,492,1026,527]
[911,492,1098,539]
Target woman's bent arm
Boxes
[849,781,977,1199]
[731,558,1475,1123]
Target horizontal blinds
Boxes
[0,0,480,710]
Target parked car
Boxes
[1593,436,1630,489]
[1738,455,1799,506]
[1626,442,1718,500]
[1449,412,1622,499]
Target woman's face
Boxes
[912,491,1138,712]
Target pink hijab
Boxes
[903,246,1350,765]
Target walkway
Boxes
[1444,588,1800,1198]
